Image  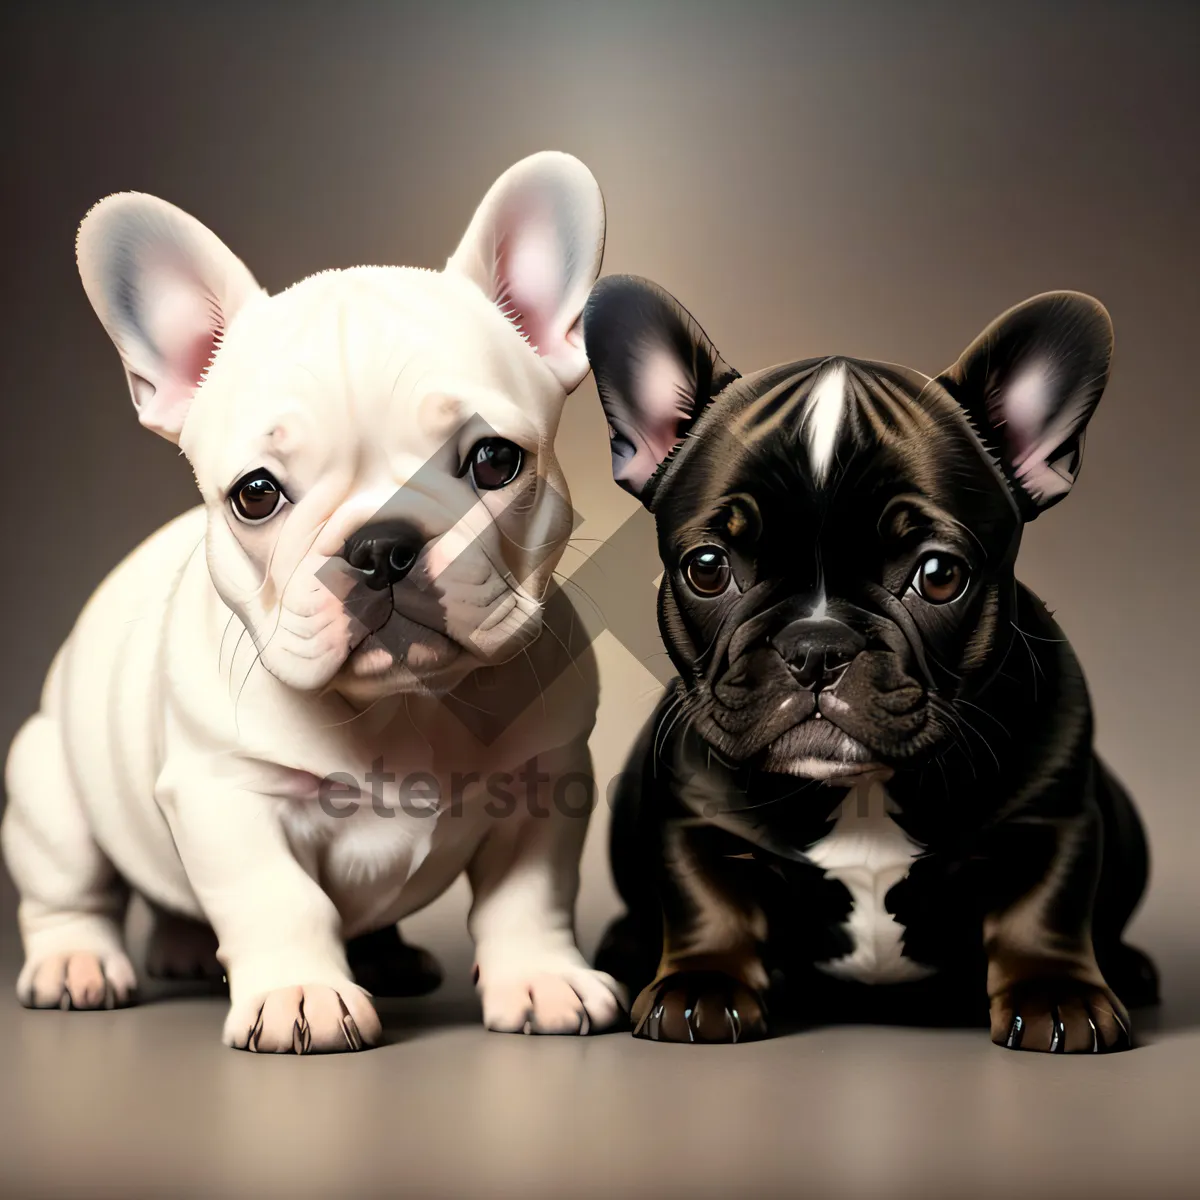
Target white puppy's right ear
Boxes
[76,193,263,443]
[446,151,605,393]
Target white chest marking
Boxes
[804,361,848,483]
[805,780,934,984]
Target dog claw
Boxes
[247,1003,266,1053]
[1049,1006,1065,1053]
[1006,1014,1024,1049]
[334,996,364,1051]
[292,997,312,1054]
[994,982,1132,1053]
[632,971,767,1044]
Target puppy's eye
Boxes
[229,469,286,524]
[468,438,524,491]
[683,547,732,597]
[912,553,969,604]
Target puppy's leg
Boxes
[468,742,624,1035]
[984,801,1131,1053]
[2,714,138,1009]
[630,821,770,1044]
[1090,759,1159,1008]
[164,784,380,1053]
[144,906,222,983]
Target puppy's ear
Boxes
[446,151,605,393]
[583,275,738,501]
[937,291,1113,517]
[76,194,263,444]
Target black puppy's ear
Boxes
[583,275,738,501]
[937,291,1113,517]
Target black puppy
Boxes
[584,276,1157,1052]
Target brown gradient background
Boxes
[1,2,1198,1198]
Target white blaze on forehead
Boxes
[804,361,848,484]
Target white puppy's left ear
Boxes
[76,193,263,443]
[446,151,605,392]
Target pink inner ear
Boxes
[179,327,219,390]
[134,261,223,430]
[133,323,219,435]
[995,359,1053,464]
[493,202,562,358]
[611,342,696,492]
[635,342,695,458]
[144,258,222,376]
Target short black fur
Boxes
[584,276,1157,1051]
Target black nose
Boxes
[340,521,423,590]
[770,618,865,691]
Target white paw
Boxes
[17,951,139,1010]
[477,963,627,1035]
[222,982,382,1054]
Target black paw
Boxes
[346,926,443,999]
[632,971,768,1044]
[991,979,1131,1053]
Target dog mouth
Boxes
[340,613,464,684]
[758,713,881,780]
[697,687,880,773]
[696,667,918,778]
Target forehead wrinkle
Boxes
[850,367,924,440]
[884,494,977,545]
[728,367,817,441]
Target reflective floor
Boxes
[2,864,1199,1200]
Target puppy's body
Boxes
[19,505,592,938]
[584,279,1157,1051]
[605,586,1150,1026]
[3,155,623,1051]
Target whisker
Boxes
[537,616,588,684]
[1011,622,1066,645]
[319,692,393,729]
[651,693,685,774]
[952,696,1011,739]
[403,693,434,753]
[654,691,694,766]
[520,643,548,720]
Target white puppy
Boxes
[2,152,623,1052]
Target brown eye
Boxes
[230,470,286,524]
[913,554,968,604]
[469,438,524,490]
[683,547,732,597]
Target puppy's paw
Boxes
[18,951,139,1011]
[991,979,1131,1053]
[145,912,223,983]
[478,964,626,1035]
[223,983,382,1054]
[632,971,768,1044]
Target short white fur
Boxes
[1,153,622,1053]
[803,361,848,484]
[805,779,934,984]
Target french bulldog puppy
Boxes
[584,275,1158,1051]
[2,152,625,1052]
